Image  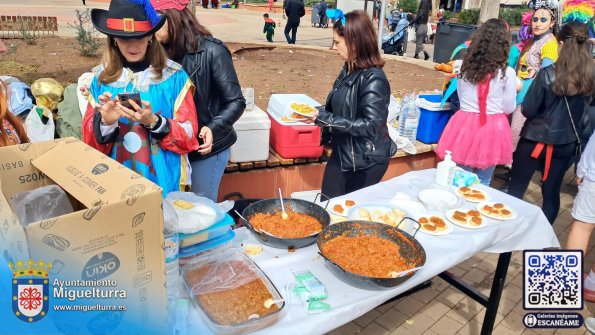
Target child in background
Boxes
[263,13,276,42]
[435,19,516,186]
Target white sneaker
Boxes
[585,317,595,334]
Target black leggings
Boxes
[321,151,389,198]
[508,138,576,224]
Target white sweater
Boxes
[578,131,595,183]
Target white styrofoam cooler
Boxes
[229,105,271,163]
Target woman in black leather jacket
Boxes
[153,0,246,201]
[508,22,594,224]
[305,10,392,198]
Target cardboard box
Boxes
[0,138,167,333]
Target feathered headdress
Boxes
[562,0,595,38]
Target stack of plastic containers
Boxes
[178,214,235,266]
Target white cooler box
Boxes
[229,105,271,163]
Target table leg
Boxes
[438,252,512,335]
[480,252,512,335]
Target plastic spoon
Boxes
[279,188,288,220]
[388,265,424,278]
[264,298,285,308]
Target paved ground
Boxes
[1,2,590,334]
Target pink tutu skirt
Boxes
[435,111,513,169]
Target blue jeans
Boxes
[460,165,496,186]
[190,148,230,201]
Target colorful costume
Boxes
[82,59,199,195]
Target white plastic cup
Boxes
[242,87,254,111]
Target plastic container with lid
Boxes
[179,229,235,266]
[182,248,285,335]
[179,213,234,248]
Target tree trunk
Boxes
[478,0,499,24]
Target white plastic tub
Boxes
[229,105,271,163]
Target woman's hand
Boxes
[302,109,319,124]
[80,84,90,98]
[117,99,158,127]
[523,67,537,79]
[198,126,213,155]
[97,92,120,126]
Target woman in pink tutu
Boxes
[435,18,516,186]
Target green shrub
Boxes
[68,9,100,57]
[398,0,419,14]
[499,7,524,26]
[459,9,479,25]
[443,11,455,20]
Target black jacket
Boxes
[284,0,305,23]
[315,65,392,171]
[179,36,246,161]
[521,65,592,145]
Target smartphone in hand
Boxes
[117,92,142,109]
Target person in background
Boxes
[435,19,516,186]
[390,8,401,32]
[566,130,595,301]
[318,0,328,28]
[508,22,594,224]
[83,0,199,195]
[268,0,274,11]
[303,11,392,197]
[0,79,29,146]
[413,0,431,60]
[152,0,246,201]
[284,0,305,44]
[263,13,276,42]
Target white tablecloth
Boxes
[181,169,560,335]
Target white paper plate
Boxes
[289,102,318,117]
[476,202,517,221]
[327,199,358,217]
[418,189,460,209]
[457,187,491,203]
[415,214,453,236]
[388,199,426,218]
[280,116,307,123]
[445,209,487,229]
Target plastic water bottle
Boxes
[163,200,180,301]
[398,94,420,144]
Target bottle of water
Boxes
[163,200,180,301]
[398,94,420,144]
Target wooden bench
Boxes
[0,15,58,39]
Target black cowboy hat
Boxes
[91,0,166,39]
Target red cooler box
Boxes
[267,94,323,158]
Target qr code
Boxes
[524,250,582,309]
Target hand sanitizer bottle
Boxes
[435,150,456,186]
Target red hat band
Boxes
[106,18,153,33]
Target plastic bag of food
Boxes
[11,185,74,227]
[182,249,284,329]
[165,192,225,234]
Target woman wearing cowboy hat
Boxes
[82,0,199,196]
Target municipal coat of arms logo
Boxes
[9,259,52,322]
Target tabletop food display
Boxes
[164,168,559,335]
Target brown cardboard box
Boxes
[0,138,166,332]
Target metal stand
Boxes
[438,252,512,335]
